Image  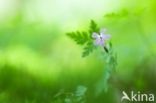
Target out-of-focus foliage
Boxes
[0,0,156,103]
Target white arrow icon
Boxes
[121,91,131,101]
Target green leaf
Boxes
[66,31,89,45]
[104,9,129,19]
[82,41,94,57]
[89,20,99,35]
[66,20,100,58]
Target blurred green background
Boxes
[0,0,156,103]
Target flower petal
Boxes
[94,38,104,46]
[92,32,99,39]
[101,34,111,40]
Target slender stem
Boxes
[103,46,109,53]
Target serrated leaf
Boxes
[89,20,99,35]
[82,42,94,57]
[66,31,89,45]
[105,9,129,19]
[66,20,99,58]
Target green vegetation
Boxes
[0,0,156,103]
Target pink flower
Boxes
[92,28,111,46]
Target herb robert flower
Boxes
[92,28,111,46]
